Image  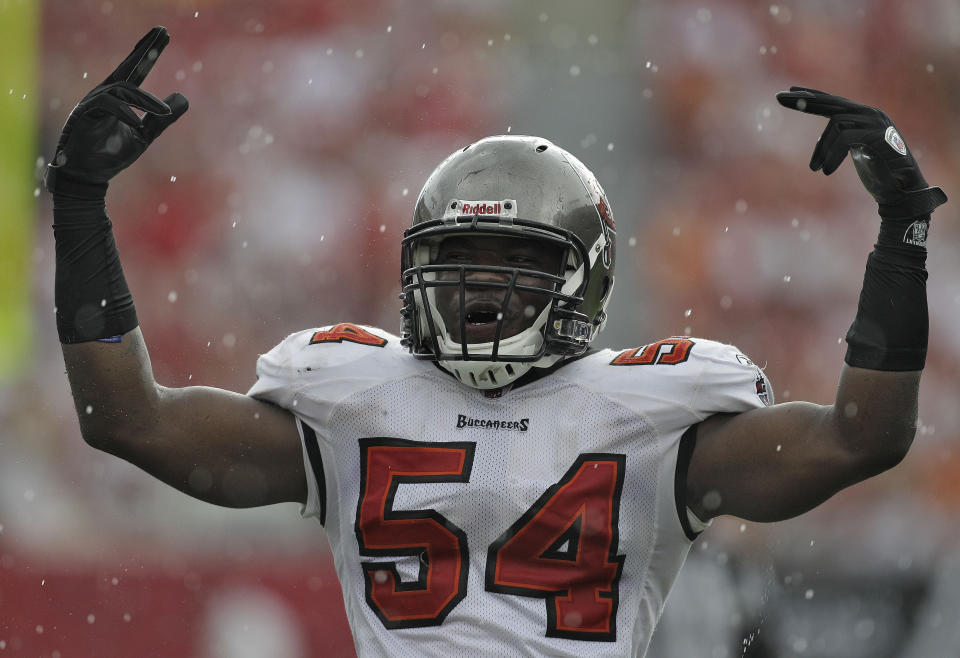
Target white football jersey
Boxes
[248,324,772,657]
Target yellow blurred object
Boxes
[0,0,38,379]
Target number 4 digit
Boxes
[485,455,626,641]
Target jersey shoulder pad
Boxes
[571,336,773,420]
[247,323,412,411]
[685,338,773,414]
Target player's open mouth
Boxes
[466,310,499,325]
[463,299,504,326]
[452,299,513,343]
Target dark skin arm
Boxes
[63,328,306,508]
[50,29,306,509]
[689,87,938,524]
[687,366,918,523]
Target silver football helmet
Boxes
[400,135,616,389]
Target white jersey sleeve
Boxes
[591,336,773,434]
[247,323,414,520]
[248,323,402,423]
[688,338,774,415]
[570,337,773,539]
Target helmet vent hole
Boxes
[450,202,457,209]
[489,371,498,385]
[505,364,515,375]
[469,372,478,386]
[462,145,470,152]
[535,144,548,153]
[504,201,512,210]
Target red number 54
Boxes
[355,438,626,641]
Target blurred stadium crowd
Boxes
[2,0,960,655]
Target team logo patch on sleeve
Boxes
[755,371,773,406]
[309,323,387,347]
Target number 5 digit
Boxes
[355,438,475,629]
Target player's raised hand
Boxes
[776,86,945,218]
[45,26,189,193]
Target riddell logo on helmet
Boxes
[444,199,518,222]
[461,202,502,215]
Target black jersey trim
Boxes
[674,424,701,542]
[299,419,327,526]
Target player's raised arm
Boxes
[48,28,305,508]
[686,88,947,523]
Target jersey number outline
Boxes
[355,438,474,629]
[356,441,626,641]
[611,336,695,366]
[486,454,626,641]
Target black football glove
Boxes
[776,86,946,218]
[45,26,188,194]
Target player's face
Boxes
[433,235,566,344]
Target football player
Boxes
[48,28,947,657]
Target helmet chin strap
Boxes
[428,299,554,389]
[436,353,563,390]
[437,359,535,390]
